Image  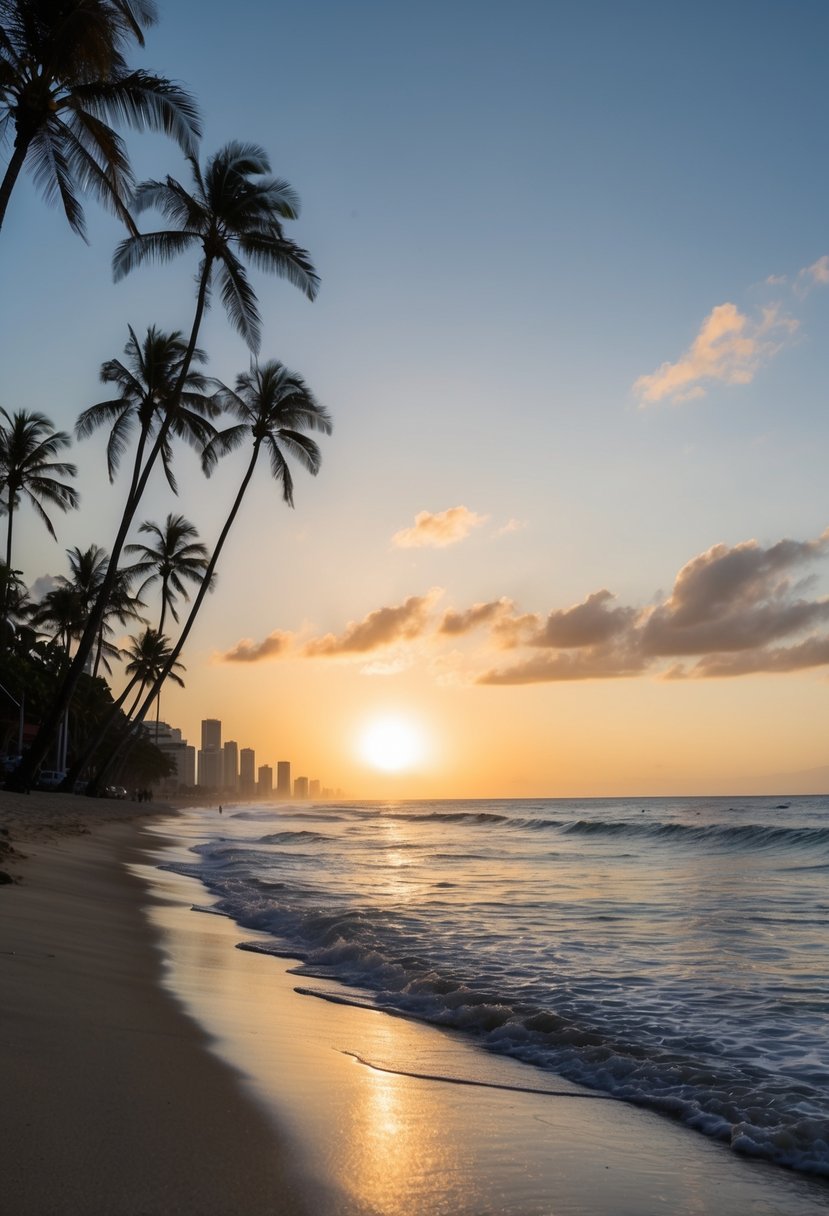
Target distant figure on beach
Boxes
[219,805,223,815]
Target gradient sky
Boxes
[3,0,829,797]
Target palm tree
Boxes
[125,512,208,633]
[99,360,331,781]
[0,0,201,237]
[112,140,319,356]
[75,324,216,495]
[0,408,79,570]
[18,145,319,789]
[121,623,183,715]
[69,626,183,786]
[29,583,84,659]
[57,544,145,674]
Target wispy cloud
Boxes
[392,506,488,549]
[438,598,515,636]
[220,630,294,663]
[633,302,797,406]
[492,518,527,538]
[797,254,829,290]
[302,589,443,656]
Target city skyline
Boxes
[156,716,335,800]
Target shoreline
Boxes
[3,791,829,1215]
[0,791,315,1216]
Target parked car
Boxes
[104,784,128,800]
[36,770,66,790]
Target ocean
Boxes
[162,794,829,1179]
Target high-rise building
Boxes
[198,748,222,788]
[258,764,273,795]
[223,741,239,790]
[153,722,195,788]
[294,775,309,800]
[198,718,223,789]
[201,719,221,751]
[276,760,291,798]
[309,779,321,799]
[239,747,255,794]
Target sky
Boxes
[2,0,829,797]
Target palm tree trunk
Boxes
[0,135,31,233]
[92,442,261,788]
[15,262,214,792]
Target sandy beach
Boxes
[0,792,313,1216]
[2,792,829,1216]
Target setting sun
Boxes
[358,716,425,772]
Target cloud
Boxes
[220,630,294,663]
[673,636,829,679]
[493,518,527,538]
[392,506,488,549]
[29,574,58,601]
[215,531,829,685]
[438,598,516,636]
[798,255,829,289]
[479,641,647,684]
[476,529,829,684]
[529,590,636,648]
[640,531,829,656]
[633,302,798,406]
[303,589,442,656]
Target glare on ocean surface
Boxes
[359,716,425,772]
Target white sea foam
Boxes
[167,794,829,1178]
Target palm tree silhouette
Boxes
[70,626,183,784]
[20,146,318,789]
[112,140,319,356]
[0,407,79,570]
[125,513,208,634]
[98,361,331,785]
[0,0,201,236]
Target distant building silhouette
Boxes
[294,775,309,800]
[310,779,320,799]
[276,760,291,798]
[258,764,273,795]
[240,747,255,795]
[198,718,222,789]
[154,722,195,788]
[223,740,239,790]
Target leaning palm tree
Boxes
[97,361,331,783]
[124,512,208,634]
[0,407,79,570]
[12,326,212,790]
[0,0,201,237]
[19,146,319,789]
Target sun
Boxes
[359,715,425,773]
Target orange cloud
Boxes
[633,302,797,406]
[392,506,488,549]
[220,630,294,663]
[303,589,442,656]
[439,598,515,636]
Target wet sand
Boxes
[2,792,829,1216]
[0,792,313,1216]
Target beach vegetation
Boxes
[0,0,200,236]
[0,407,79,574]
